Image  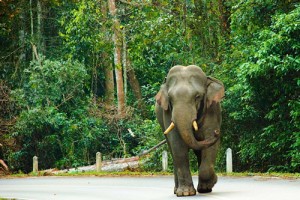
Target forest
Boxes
[0,0,299,173]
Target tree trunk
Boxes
[126,59,145,113]
[122,28,127,102]
[104,63,115,103]
[218,0,230,38]
[30,0,34,61]
[121,26,144,114]
[92,55,98,102]
[37,0,44,55]
[108,0,125,116]
[14,6,26,80]
[101,1,114,105]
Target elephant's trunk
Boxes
[172,106,219,150]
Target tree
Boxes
[108,0,126,116]
[101,1,115,105]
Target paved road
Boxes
[0,176,299,200]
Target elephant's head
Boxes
[155,65,224,150]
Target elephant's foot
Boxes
[197,174,217,193]
[175,186,196,197]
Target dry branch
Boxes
[138,139,167,156]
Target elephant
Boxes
[155,65,224,197]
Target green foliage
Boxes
[59,0,113,97]
[125,1,222,88]
[13,58,88,110]
[132,119,170,171]
[59,0,111,61]
[9,58,109,172]
[221,3,300,172]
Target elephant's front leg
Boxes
[196,102,222,193]
[196,138,220,193]
[171,142,196,196]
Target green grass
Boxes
[52,170,173,177]
[2,171,299,179]
[217,172,300,179]
[1,170,173,178]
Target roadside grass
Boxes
[47,170,173,177]
[2,171,299,179]
[217,172,300,179]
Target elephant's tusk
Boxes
[193,121,198,131]
[164,122,175,135]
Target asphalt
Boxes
[0,176,299,200]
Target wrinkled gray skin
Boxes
[155,65,224,197]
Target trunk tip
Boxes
[214,129,220,136]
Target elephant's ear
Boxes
[155,84,169,111]
[206,76,224,108]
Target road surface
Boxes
[0,176,299,200]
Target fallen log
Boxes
[0,159,9,175]
[42,140,167,174]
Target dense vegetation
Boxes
[0,0,299,173]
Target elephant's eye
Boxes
[195,95,201,101]
[195,95,202,109]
